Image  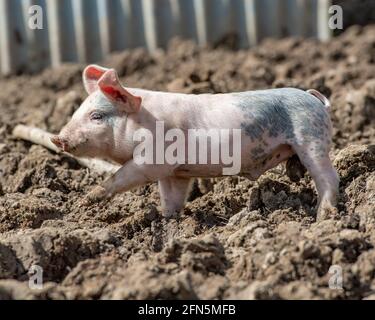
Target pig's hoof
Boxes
[80,186,108,207]
[316,205,339,221]
[162,210,180,219]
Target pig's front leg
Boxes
[158,177,192,218]
[82,160,168,205]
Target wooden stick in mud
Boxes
[12,124,120,175]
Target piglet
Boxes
[51,65,339,220]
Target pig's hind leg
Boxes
[292,143,339,220]
[158,177,192,218]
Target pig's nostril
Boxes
[50,136,61,148]
[50,136,69,151]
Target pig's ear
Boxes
[98,69,142,113]
[83,64,110,94]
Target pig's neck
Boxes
[127,87,204,128]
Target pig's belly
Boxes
[173,143,295,179]
[240,143,295,179]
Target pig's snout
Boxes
[51,135,69,152]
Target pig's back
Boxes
[230,88,326,113]
[228,87,331,142]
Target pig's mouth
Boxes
[68,144,78,153]
[65,141,88,156]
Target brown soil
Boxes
[0,25,374,300]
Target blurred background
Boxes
[0,0,374,75]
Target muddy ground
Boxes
[0,25,374,299]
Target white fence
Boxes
[0,0,332,75]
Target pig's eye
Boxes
[90,112,103,121]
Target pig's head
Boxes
[51,65,142,161]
